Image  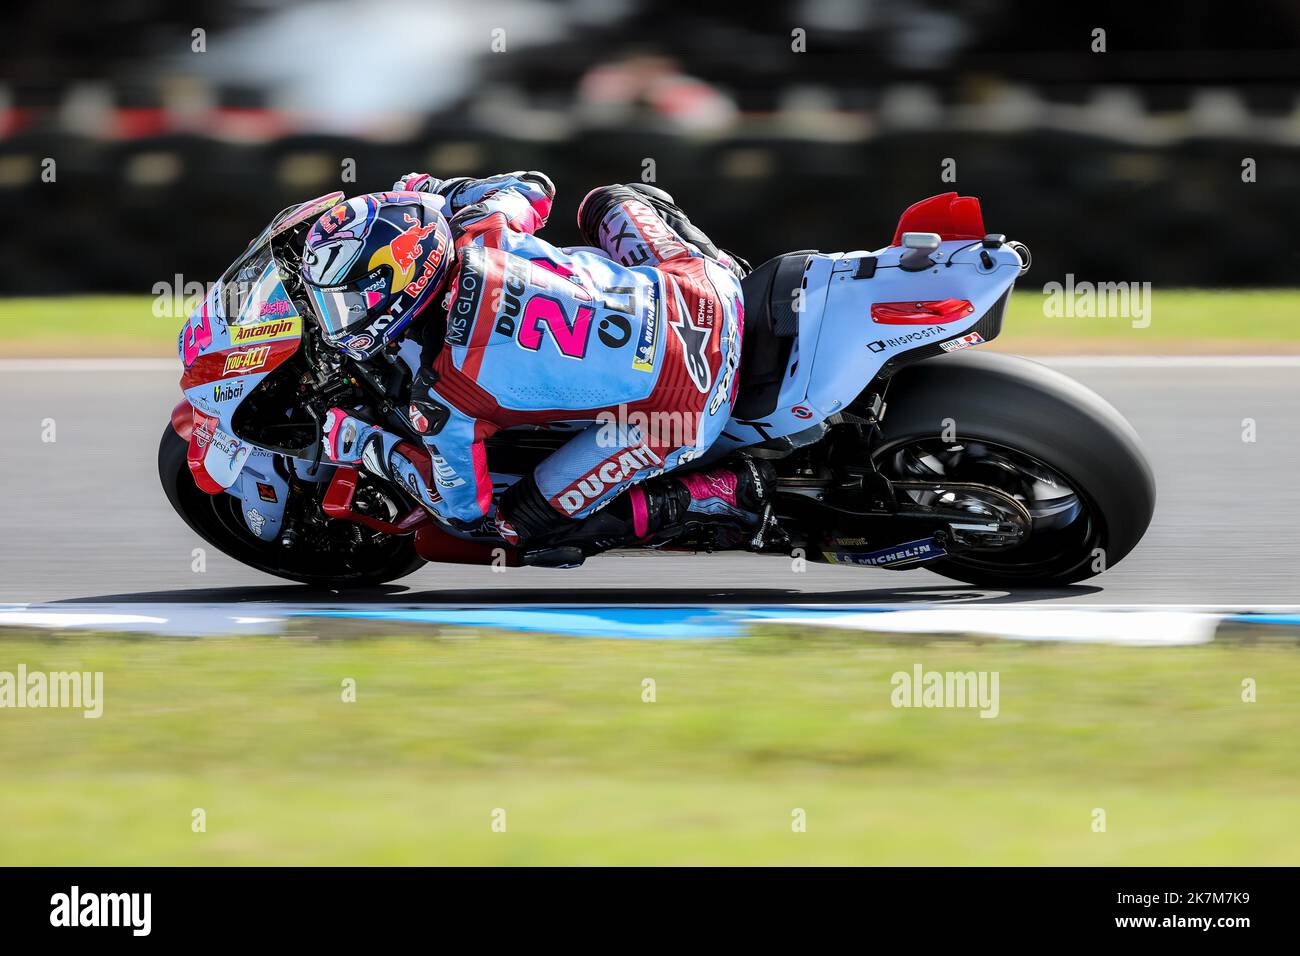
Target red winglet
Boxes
[186,409,225,494]
[170,399,194,441]
[891,193,986,246]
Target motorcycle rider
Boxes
[300,171,779,557]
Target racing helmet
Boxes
[300,192,452,359]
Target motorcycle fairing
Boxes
[715,238,1022,452]
[178,265,304,496]
[187,407,250,494]
[178,237,309,495]
[232,452,292,541]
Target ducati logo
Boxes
[554,444,663,515]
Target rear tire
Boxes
[873,351,1155,586]
[158,424,426,588]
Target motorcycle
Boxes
[159,190,1155,588]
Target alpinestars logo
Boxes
[669,287,711,393]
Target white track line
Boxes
[2,356,1299,372]
[2,602,1292,644]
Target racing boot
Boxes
[668,457,785,550]
[322,407,440,513]
[500,456,785,559]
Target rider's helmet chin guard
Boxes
[299,191,453,360]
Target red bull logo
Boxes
[370,213,442,291]
[392,213,437,271]
[318,203,353,236]
[406,240,447,300]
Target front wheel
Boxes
[158,424,427,588]
[872,351,1155,587]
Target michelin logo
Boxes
[828,537,945,568]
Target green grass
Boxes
[1,627,1297,865]
[0,296,179,357]
[0,289,1297,356]
[994,287,1300,353]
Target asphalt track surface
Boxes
[2,357,1297,607]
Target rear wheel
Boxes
[158,425,426,588]
[872,351,1155,586]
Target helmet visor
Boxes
[304,266,391,339]
[307,285,371,338]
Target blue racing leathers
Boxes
[325,173,744,540]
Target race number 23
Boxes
[182,303,214,367]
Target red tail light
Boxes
[871,299,976,325]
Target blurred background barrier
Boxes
[2,0,1299,292]
[3,131,1298,292]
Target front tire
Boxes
[158,424,426,588]
[873,351,1155,586]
